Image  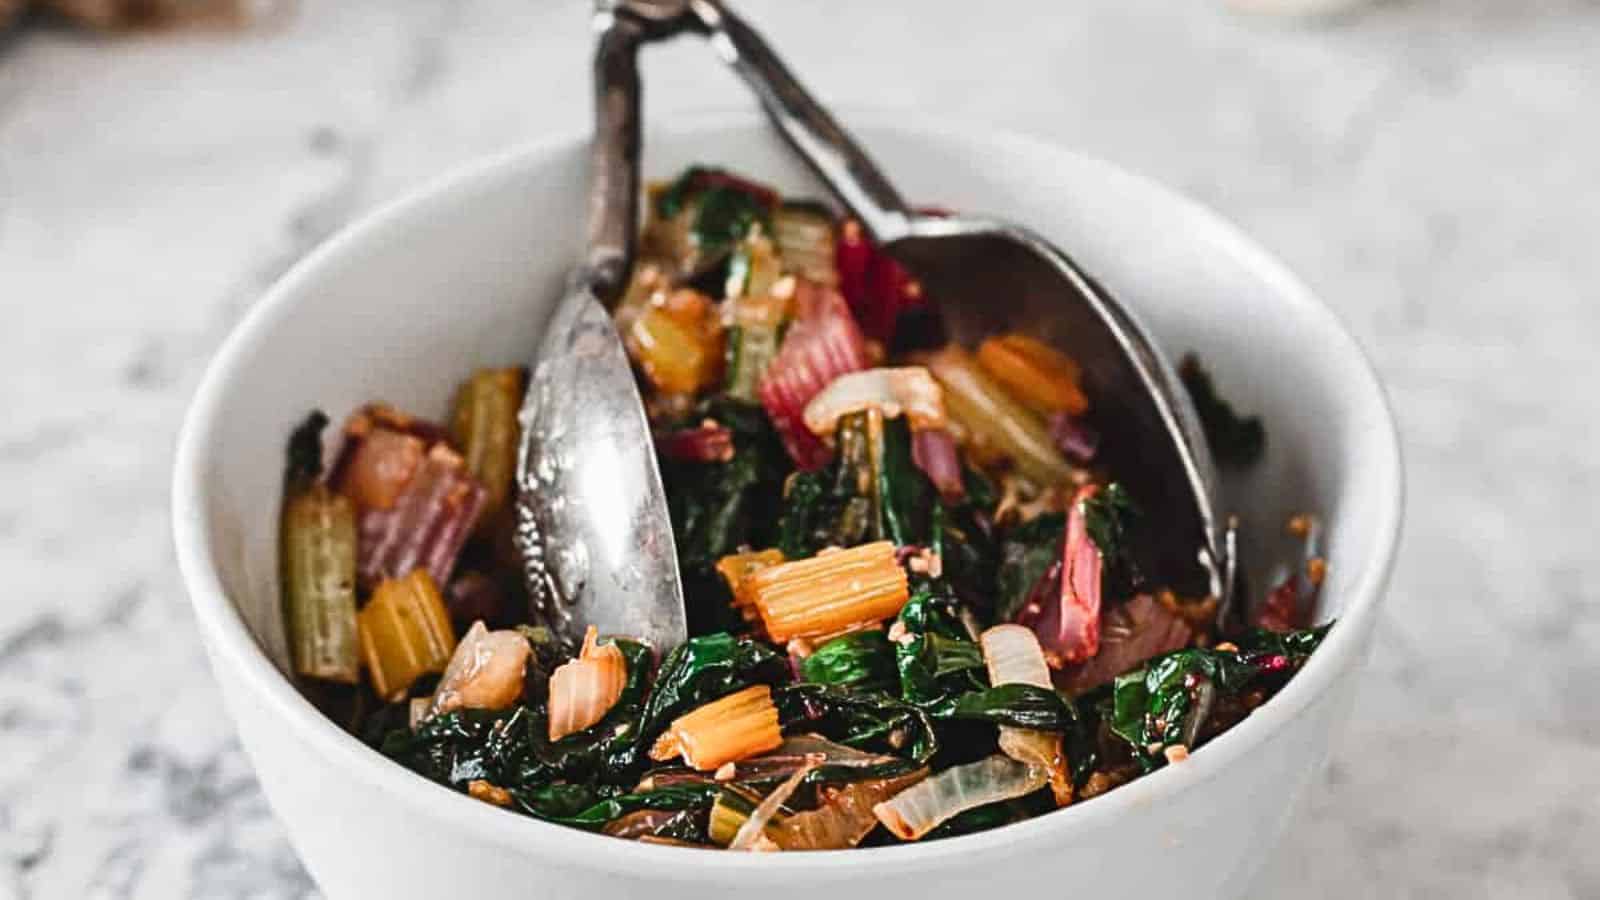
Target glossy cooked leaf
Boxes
[776,414,939,557]
[946,684,1079,733]
[995,513,1065,623]
[1108,624,1331,768]
[1080,482,1140,596]
[538,783,723,831]
[775,683,939,764]
[802,631,898,692]
[634,633,789,760]
[659,398,791,632]
[379,639,657,798]
[896,631,986,714]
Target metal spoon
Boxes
[656,0,1232,601]
[514,5,690,652]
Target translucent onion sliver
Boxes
[873,755,1047,841]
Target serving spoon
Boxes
[513,4,689,652]
[518,0,1235,654]
[656,0,1231,603]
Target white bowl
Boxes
[172,111,1402,900]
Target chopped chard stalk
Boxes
[1048,411,1100,466]
[1015,484,1102,666]
[280,412,360,684]
[656,422,736,464]
[758,279,870,470]
[910,427,964,500]
[448,367,526,529]
[358,570,456,701]
[976,334,1088,417]
[773,201,837,287]
[358,443,486,590]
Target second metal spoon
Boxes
[658,0,1231,600]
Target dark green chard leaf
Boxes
[380,639,657,799]
[659,398,790,633]
[382,704,549,792]
[537,783,724,831]
[1178,353,1265,467]
[776,471,831,558]
[1080,482,1143,600]
[654,166,776,254]
[897,578,971,639]
[894,580,987,714]
[633,633,789,757]
[946,683,1080,733]
[897,632,985,711]
[692,187,772,255]
[777,412,878,556]
[775,684,939,764]
[877,415,933,547]
[1109,624,1331,770]
[513,781,617,820]
[1081,483,1137,567]
[929,483,1000,618]
[995,513,1065,623]
[778,414,939,557]
[1237,623,1333,659]
[802,631,898,692]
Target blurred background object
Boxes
[1226,0,1377,18]
[0,0,286,30]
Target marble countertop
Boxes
[4,0,1597,896]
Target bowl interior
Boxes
[177,114,1400,865]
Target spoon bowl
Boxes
[886,217,1221,594]
[675,0,1229,596]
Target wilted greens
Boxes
[291,164,1327,851]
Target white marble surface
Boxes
[3,0,1598,896]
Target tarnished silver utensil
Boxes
[659,0,1232,600]
[514,5,690,652]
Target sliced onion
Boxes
[770,768,926,850]
[911,427,964,500]
[980,624,1053,689]
[802,366,946,439]
[873,754,1047,841]
[728,758,819,851]
[980,625,1073,806]
[547,626,628,741]
[428,620,531,718]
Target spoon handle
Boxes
[688,0,914,243]
[586,10,648,304]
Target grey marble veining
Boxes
[3,0,1598,897]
